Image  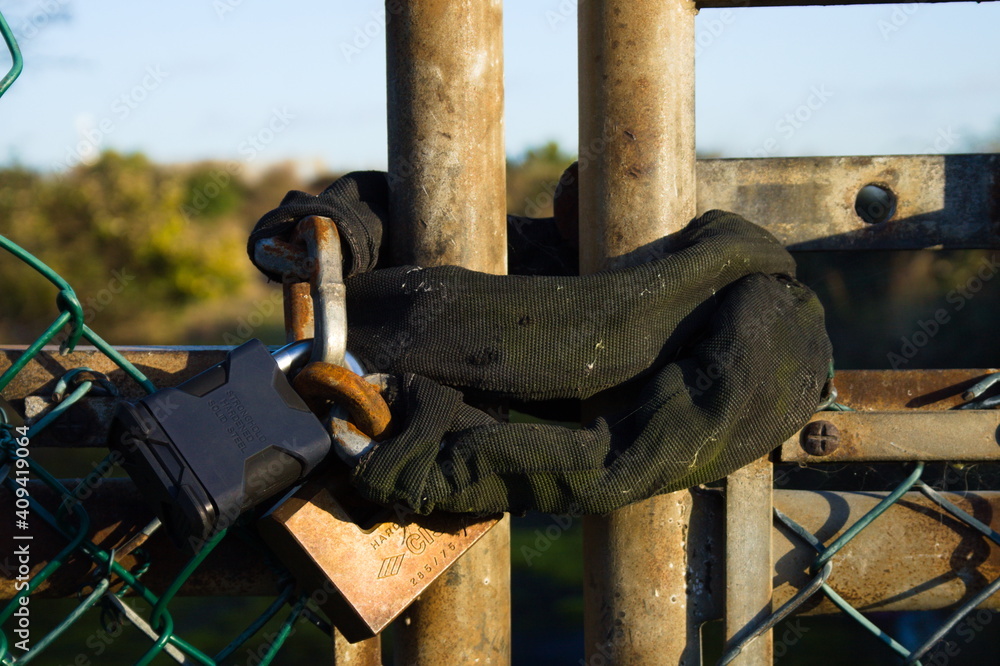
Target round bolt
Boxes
[800,420,841,456]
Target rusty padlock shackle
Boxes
[292,363,392,465]
[256,216,389,466]
[253,215,346,368]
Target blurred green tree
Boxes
[506,140,574,218]
[0,151,297,343]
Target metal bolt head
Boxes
[800,420,840,456]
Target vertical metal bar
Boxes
[724,457,774,665]
[577,0,698,272]
[583,495,702,665]
[393,526,511,663]
[332,627,381,666]
[386,0,507,273]
[385,1,511,664]
[578,1,699,664]
[283,281,313,344]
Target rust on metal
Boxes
[291,361,391,439]
[578,0,698,273]
[8,358,993,410]
[257,215,346,363]
[799,420,841,456]
[283,280,314,344]
[385,0,507,273]
[781,411,1000,462]
[257,224,313,343]
[258,471,501,642]
[292,216,333,277]
[254,236,311,279]
[578,0,700,663]
[697,154,1000,250]
[773,489,1000,614]
[1,346,230,400]
[724,457,774,666]
[831,369,1000,411]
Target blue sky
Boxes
[0,0,998,175]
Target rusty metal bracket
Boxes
[781,410,1000,462]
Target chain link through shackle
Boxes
[253,216,390,462]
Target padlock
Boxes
[108,338,334,552]
[253,216,502,642]
[259,470,499,642]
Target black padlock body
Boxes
[109,339,331,552]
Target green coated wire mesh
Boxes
[719,454,1000,666]
[2,6,999,666]
[0,233,313,666]
[0,17,318,664]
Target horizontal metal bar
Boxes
[0,346,229,400]
[4,350,991,406]
[5,349,1000,457]
[832,369,999,411]
[696,0,997,10]
[697,154,1000,250]
[773,489,1000,614]
[782,411,1000,462]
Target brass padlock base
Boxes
[258,471,500,642]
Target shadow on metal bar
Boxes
[721,460,1000,666]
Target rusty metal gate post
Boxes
[578,1,702,664]
[385,1,512,664]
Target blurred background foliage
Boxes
[3,142,1000,664]
[3,142,999,372]
[0,151,331,344]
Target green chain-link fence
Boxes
[0,231,322,665]
[3,6,1000,665]
[720,446,1000,665]
[0,13,335,663]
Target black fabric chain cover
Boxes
[250,173,832,515]
[248,171,389,280]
